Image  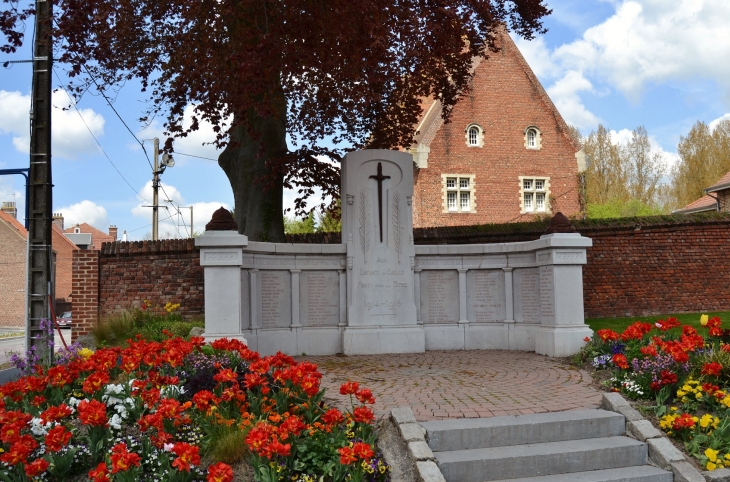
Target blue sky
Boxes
[0,0,728,240]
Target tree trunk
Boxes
[218,106,287,242]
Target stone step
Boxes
[487,465,673,482]
[435,436,648,482]
[422,409,625,452]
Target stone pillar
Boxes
[195,221,248,344]
[457,268,468,324]
[341,149,424,354]
[533,233,593,357]
[71,250,99,341]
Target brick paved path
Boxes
[299,350,601,422]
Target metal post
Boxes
[190,205,193,237]
[26,0,54,363]
[152,138,159,241]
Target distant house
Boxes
[408,30,584,228]
[0,203,79,327]
[673,171,730,214]
[56,215,117,250]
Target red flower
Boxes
[612,354,629,370]
[25,458,50,477]
[322,408,345,425]
[246,423,272,455]
[655,317,680,331]
[672,413,696,431]
[83,371,110,394]
[596,329,619,342]
[356,388,376,405]
[340,381,359,395]
[0,437,36,466]
[300,374,320,397]
[722,344,730,353]
[352,441,375,460]
[213,368,238,384]
[640,345,658,357]
[77,399,108,427]
[339,446,357,465]
[352,406,375,424]
[193,390,216,412]
[40,403,73,424]
[279,416,307,437]
[659,370,678,386]
[243,372,267,389]
[172,442,200,472]
[621,322,653,341]
[110,443,141,473]
[45,425,73,452]
[1,422,24,444]
[89,462,110,482]
[267,438,291,457]
[207,462,235,482]
[702,362,723,376]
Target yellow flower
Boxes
[701,314,709,326]
[708,462,717,471]
[706,448,719,463]
[77,347,94,359]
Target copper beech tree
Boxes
[2,0,550,241]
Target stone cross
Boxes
[369,162,391,243]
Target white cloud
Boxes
[136,105,229,163]
[0,90,105,160]
[709,113,730,131]
[512,36,560,80]
[546,71,600,128]
[553,0,730,102]
[56,200,109,228]
[609,127,679,168]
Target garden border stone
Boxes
[391,407,446,482]
[601,392,710,481]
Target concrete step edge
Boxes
[486,465,673,482]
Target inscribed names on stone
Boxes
[240,270,250,330]
[300,271,339,327]
[540,265,555,322]
[514,268,540,323]
[259,270,291,328]
[466,270,505,323]
[419,270,459,324]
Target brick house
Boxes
[673,171,730,214]
[61,220,116,250]
[0,203,79,327]
[409,31,584,228]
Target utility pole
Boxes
[152,138,160,241]
[26,0,54,362]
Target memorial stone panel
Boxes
[419,270,459,324]
[467,270,506,323]
[259,270,292,328]
[514,268,541,323]
[300,271,340,327]
[540,265,555,322]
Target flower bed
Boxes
[0,333,390,481]
[583,314,730,471]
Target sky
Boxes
[0,0,729,240]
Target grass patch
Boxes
[93,308,204,347]
[585,311,730,333]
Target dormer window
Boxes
[524,126,542,150]
[74,227,80,234]
[464,124,484,148]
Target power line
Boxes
[52,68,151,204]
[174,151,218,162]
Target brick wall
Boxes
[412,32,580,228]
[72,250,99,339]
[0,221,26,327]
[52,228,78,303]
[97,239,203,320]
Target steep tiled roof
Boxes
[705,170,730,193]
[64,223,114,250]
[0,210,27,237]
[673,195,717,214]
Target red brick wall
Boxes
[52,229,78,303]
[0,222,26,327]
[412,33,580,228]
[72,250,99,339]
[97,239,203,320]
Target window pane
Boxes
[535,180,544,190]
[447,192,457,210]
[460,178,469,189]
[524,193,533,211]
[469,127,478,146]
[536,193,545,211]
[527,129,536,147]
[523,180,532,191]
[460,192,470,210]
[446,178,456,188]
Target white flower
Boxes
[29,417,50,436]
[67,397,84,408]
[115,404,129,419]
[163,443,175,452]
[109,414,123,430]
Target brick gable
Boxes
[0,212,27,327]
[411,31,580,228]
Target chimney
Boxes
[122,230,128,242]
[52,213,64,230]
[1,202,17,219]
[109,225,118,240]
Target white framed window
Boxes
[442,174,476,213]
[524,126,542,150]
[464,124,484,148]
[519,176,550,214]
